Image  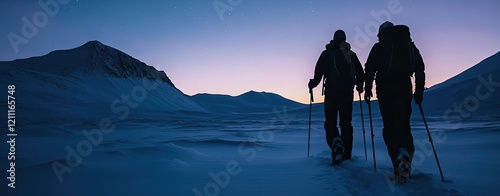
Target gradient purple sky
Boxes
[1,0,499,103]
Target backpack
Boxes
[380,25,416,77]
[381,42,416,76]
[328,48,356,90]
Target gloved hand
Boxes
[414,91,423,105]
[356,85,363,93]
[364,90,372,104]
[308,79,317,89]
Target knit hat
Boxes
[333,30,346,41]
[379,21,394,33]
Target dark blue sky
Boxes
[2,0,499,103]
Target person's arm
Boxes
[309,50,328,89]
[364,43,382,102]
[351,52,365,93]
[413,43,425,104]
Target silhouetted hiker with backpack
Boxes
[364,21,426,183]
[309,30,364,165]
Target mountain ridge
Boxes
[1,40,175,86]
[422,51,500,115]
[428,51,500,91]
[0,40,207,116]
[191,90,304,113]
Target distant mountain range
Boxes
[0,41,498,118]
[0,41,304,118]
[191,90,303,113]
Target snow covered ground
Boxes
[2,105,499,195]
[1,42,499,195]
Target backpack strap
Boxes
[409,42,416,77]
[333,52,341,76]
[333,49,354,76]
[341,49,352,65]
[321,77,326,96]
[347,51,355,76]
[386,44,394,73]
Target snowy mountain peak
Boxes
[238,90,276,97]
[83,40,105,47]
[0,41,208,113]
[2,40,175,87]
[78,41,175,86]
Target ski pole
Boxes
[359,93,367,161]
[418,104,445,182]
[308,88,314,157]
[367,100,377,172]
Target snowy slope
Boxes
[0,41,207,120]
[191,90,303,113]
[429,51,500,90]
[422,51,500,115]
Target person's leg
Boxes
[378,96,400,168]
[324,95,340,149]
[338,91,354,160]
[400,93,414,161]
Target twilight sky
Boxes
[1,0,499,103]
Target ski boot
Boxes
[395,148,411,183]
[331,137,344,166]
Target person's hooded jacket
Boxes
[310,39,364,95]
[365,23,425,101]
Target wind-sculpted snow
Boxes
[4,111,492,195]
[313,152,462,195]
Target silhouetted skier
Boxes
[364,21,425,182]
[309,30,364,165]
